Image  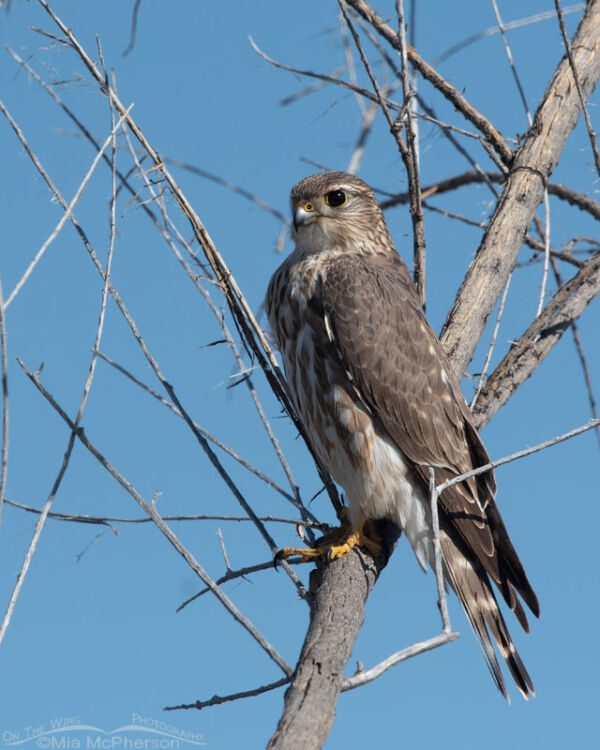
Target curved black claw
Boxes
[273,548,286,570]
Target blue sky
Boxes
[1,1,598,748]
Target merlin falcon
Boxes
[266,171,539,700]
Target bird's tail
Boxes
[440,528,535,702]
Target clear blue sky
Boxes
[1,2,598,748]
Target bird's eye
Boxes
[324,190,347,207]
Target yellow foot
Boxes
[275,519,382,566]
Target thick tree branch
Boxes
[440,0,600,377]
[267,522,400,750]
[472,253,600,428]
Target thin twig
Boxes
[490,0,552,320]
[347,99,380,174]
[427,468,451,633]
[34,4,340,517]
[422,201,485,229]
[437,417,600,495]
[164,677,290,712]
[123,0,143,56]
[158,157,289,224]
[555,0,600,178]
[549,256,600,447]
[338,1,426,307]
[28,25,70,47]
[490,0,532,120]
[177,557,308,613]
[0,108,129,647]
[3,498,327,530]
[344,0,513,163]
[18,359,293,677]
[537,191,552,316]
[95,350,298,504]
[470,273,512,409]
[433,4,586,65]
[250,36,404,117]
[395,0,426,305]
[0,100,133,309]
[339,6,368,117]
[217,528,231,571]
[341,631,459,690]
[118,127,312,537]
[380,170,600,223]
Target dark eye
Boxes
[325,189,347,207]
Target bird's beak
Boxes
[293,201,318,231]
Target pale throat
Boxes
[293,220,370,258]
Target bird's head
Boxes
[290,171,387,254]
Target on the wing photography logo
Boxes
[1,715,206,749]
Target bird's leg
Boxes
[275,513,382,564]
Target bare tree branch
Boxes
[267,522,400,750]
[95,350,299,505]
[555,0,600,178]
[37,0,343,518]
[472,253,600,427]
[395,0,426,306]
[0,105,124,645]
[433,4,586,66]
[437,416,600,494]
[338,1,427,306]
[440,0,600,377]
[549,256,600,447]
[3,497,326,531]
[341,631,459,690]
[165,677,290,712]
[123,0,143,57]
[380,170,600,224]
[345,0,513,163]
[17,360,293,677]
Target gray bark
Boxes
[267,523,399,750]
[472,252,600,429]
[440,0,600,378]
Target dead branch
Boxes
[3,498,326,531]
[345,0,513,163]
[549,257,600,446]
[436,416,600,493]
[267,522,400,750]
[37,0,343,517]
[0,106,127,645]
[380,170,600,223]
[95,350,299,505]
[555,0,600,177]
[165,677,290,712]
[472,253,600,427]
[440,0,600,377]
[18,359,293,676]
[341,631,459,691]
[338,1,426,304]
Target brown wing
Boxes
[321,253,539,696]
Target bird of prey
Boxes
[266,171,539,700]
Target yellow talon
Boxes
[275,519,382,565]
